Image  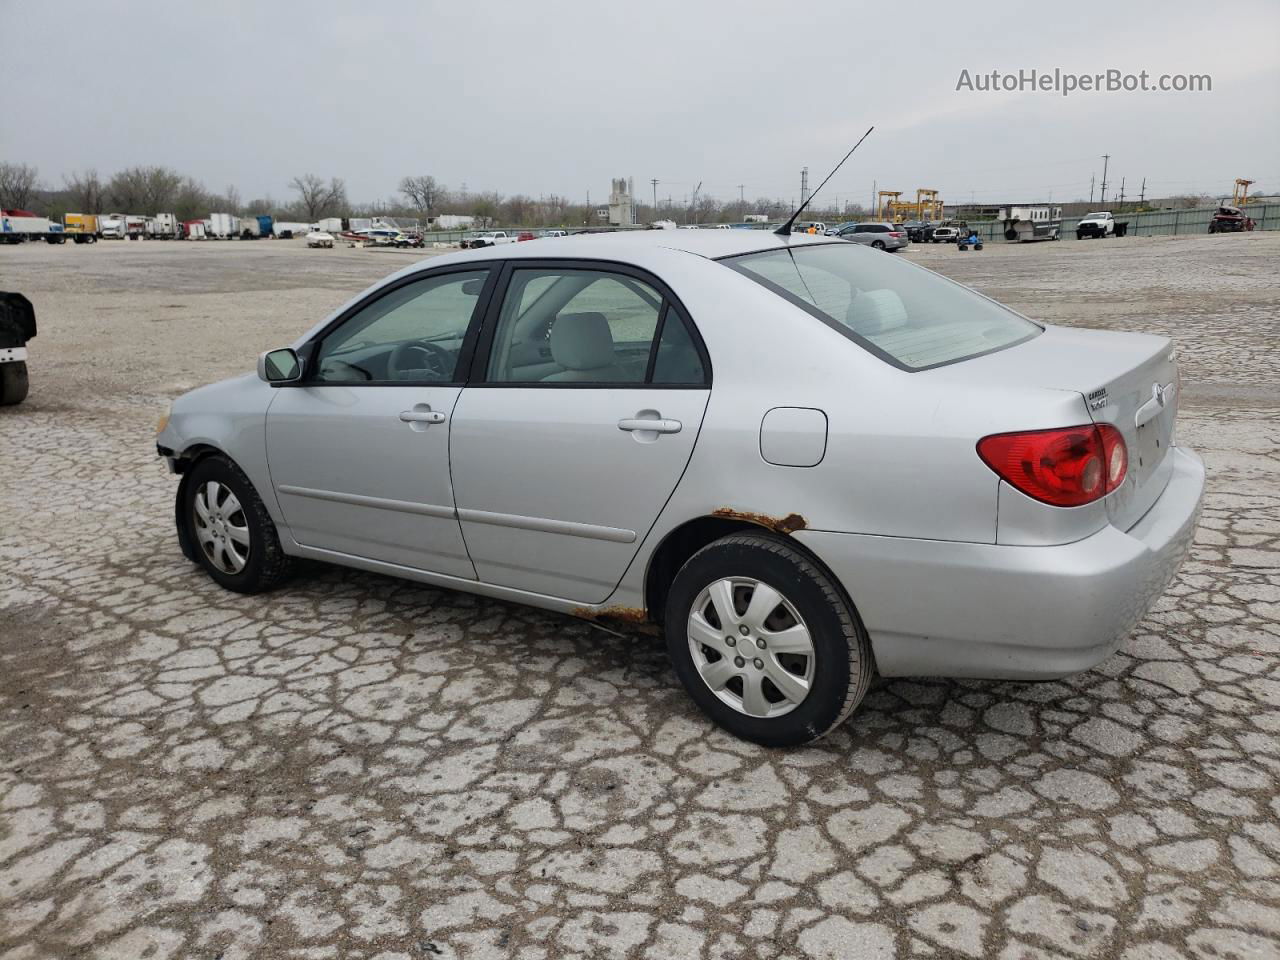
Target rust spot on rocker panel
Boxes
[570,605,660,635]
[711,508,808,535]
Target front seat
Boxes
[542,312,627,382]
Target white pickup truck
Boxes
[462,231,516,249]
[1076,211,1118,239]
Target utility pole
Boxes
[1138,176,1146,207]
[1118,176,1126,211]
[871,180,876,217]
[650,178,659,215]
[800,167,810,206]
[738,183,745,221]
[1090,174,1095,205]
[1099,154,1110,205]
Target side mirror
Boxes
[258,347,303,384]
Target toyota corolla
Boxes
[156,230,1204,746]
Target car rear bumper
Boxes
[794,446,1204,680]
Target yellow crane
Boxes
[1231,178,1255,207]
[875,191,903,221]
[876,189,945,223]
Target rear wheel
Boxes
[181,455,293,593]
[0,361,29,405]
[665,533,873,747]
[871,240,886,250]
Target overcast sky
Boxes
[4,0,1277,208]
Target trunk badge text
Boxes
[1087,387,1109,411]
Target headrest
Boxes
[550,313,615,370]
[846,289,908,336]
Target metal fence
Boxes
[966,203,1280,242]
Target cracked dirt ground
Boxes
[1,234,1278,959]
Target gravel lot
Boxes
[2,234,1278,960]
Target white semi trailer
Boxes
[1,211,71,244]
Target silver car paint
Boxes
[449,386,709,603]
[158,230,1204,679]
[266,384,475,578]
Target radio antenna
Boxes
[776,126,875,236]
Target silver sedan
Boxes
[156,230,1204,746]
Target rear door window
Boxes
[483,267,709,386]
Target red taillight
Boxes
[977,424,1127,507]
[889,231,905,237]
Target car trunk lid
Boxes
[928,324,1178,530]
[1082,336,1178,531]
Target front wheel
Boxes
[665,533,874,747]
[181,455,293,593]
[871,240,885,250]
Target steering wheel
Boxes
[386,339,453,381]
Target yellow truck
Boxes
[63,213,100,244]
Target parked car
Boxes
[901,220,935,243]
[306,231,335,249]
[1076,211,1126,239]
[462,231,516,249]
[1207,205,1255,234]
[929,220,968,243]
[156,231,1203,747]
[833,222,909,251]
[517,231,536,242]
[542,230,569,239]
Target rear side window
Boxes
[724,244,1040,371]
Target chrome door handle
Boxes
[618,418,681,434]
[400,410,446,424]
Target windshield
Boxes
[724,243,1041,371]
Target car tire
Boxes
[665,532,874,747]
[181,454,293,594]
[871,240,886,250]
[0,361,29,405]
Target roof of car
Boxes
[483,228,837,261]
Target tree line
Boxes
[1,160,875,228]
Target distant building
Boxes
[608,177,637,227]
[431,214,475,229]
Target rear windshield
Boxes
[723,243,1040,371]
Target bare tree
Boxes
[0,162,41,211]
[174,177,210,222]
[63,169,104,214]
[244,196,276,216]
[291,174,347,219]
[399,175,440,217]
[107,166,184,212]
[222,184,242,214]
